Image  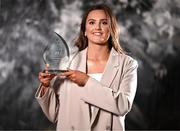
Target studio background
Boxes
[0,0,180,130]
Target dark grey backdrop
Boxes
[0,0,180,130]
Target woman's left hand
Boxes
[58,68,89,87]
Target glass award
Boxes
[43,32,70,74]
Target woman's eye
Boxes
[102,21,108,25]
[89,21,94,25]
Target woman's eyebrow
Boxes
[87,19,108,21]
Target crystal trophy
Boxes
[43,32,70,74]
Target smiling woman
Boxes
[85,10,110,45]
[36,4,138,131]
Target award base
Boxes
[44,69,68,74]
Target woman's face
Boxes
[85,9,110,46]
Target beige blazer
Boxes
[35,48,138,131]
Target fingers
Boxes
[38,64,55,86]
[56,69,88,86]
[40,77,51,84]
[57,69,76,82]
[38,71,55,86]
[45,64,49,73]
[58,69,74,77]
[39,72,55,80]
[67,73,76,81]
[39,72,47,77]
[39,72,50,78]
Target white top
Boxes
[88,73,102,82]
[88,73,103,116]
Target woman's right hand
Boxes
[38,64,56,87]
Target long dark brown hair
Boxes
[74,4,124,54]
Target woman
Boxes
[36,4,138,131]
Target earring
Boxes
[84,32,87,36]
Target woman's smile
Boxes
[93,32,103,36]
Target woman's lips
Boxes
[93,32,102,36]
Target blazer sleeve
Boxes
[81,59,138,116]
[35,77,62,123]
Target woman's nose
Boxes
[95,22,101,30]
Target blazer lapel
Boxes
[70,48,87,73]
[90,48,120,126]
[100,48,120,87]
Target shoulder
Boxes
[121,54,138,67]
[112,48,138,68]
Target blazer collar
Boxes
[78,47,120,71]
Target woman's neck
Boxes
[87,44,110,61]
